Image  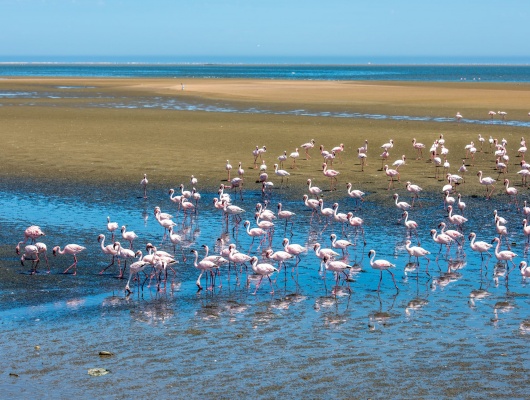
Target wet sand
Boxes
[1,78,529,197]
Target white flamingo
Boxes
[301,139,316,159]
[140,173,148,198]
[322,162,339,191]
[477,171,496,199]
[248,256,277,294]
[468,232,492,260]
[274,163,290,187]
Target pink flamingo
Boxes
[301,139,315,159]
[404,240,431,272]
[290,148,300,169]
[313,242,340,263]
[322,256,354,292]
[368,249,398,291]
[330,233,353,256]
[106,217,118,242]
[265,248,294,273]
[307,179,322,198]
[504,179,519,209]
[190,249,220,291]
[392,155,406,169]
[249,256,277,294]
[282,238,307,265]
[412,138,425,159]
[523,219,530,244]
[346,182,365,207]
[277,151,288,169]
[384,165,400,189]
[381,139,394,151]
[277,202,296,232]
[113,241,136,276]
[406,181,422,207]
[430,229,453,258]
[346,212,366,245]
[53,244,86,275]
[121,225,138,249]
[273,163,290,187]
[124,251,151,293]
[468,232,492,260]
[243,220,267,249]
[380,149,390,170]
[477,171,496,199]
[140,174,148,199]
[322,162,339,191]
[22,225,45,244]
[225,160,232,181]
[333,143,346,163]
[438,222,464,245]
[17,243,40,274]
[447,205,468,231]
[97,233,119,275]
[491,237,517,282]
[303,194,320,220]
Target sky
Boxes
[1,0,529,63]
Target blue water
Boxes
[0,176,529,398]
[1,63,530,82]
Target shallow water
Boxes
[1,179,529,398]
[1,88,529,128]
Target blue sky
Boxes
[1,0,529,63]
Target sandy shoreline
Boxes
[1,78,529,196]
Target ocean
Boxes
[1,63,530,82]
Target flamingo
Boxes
[488,111,496,121]
[226,160,232,181]
[290,148,300,169]
[412,138,425,159]
[401,211,419,239]
[140,174,148,198]
[406,181,422,207]
[333,143,346,163]
[106,217,118,242]
[22,225,45,244]
[277,151,288,168]
[495,216,509,247]
[357,149,367,171]
[330,233,353,255]
[468,232,492,260]
[321,256,354,292]
[519,261,530,281]
[282,238,307,265]
[504,179,519,208]
[319,199,335,227]
[477,171,496,199]
[457,194,466,215]
[346,212,366,245]
[154,210,176,240]
[222,200,245,225]
[273,163,290,187]
[392,155,406,169]
[444,191,456,210]
[438,222,464,245]
[384,165,400,189]
[381,139,394,151]
[18,244,40,274]
[97,234,119,275]
[313,242,340,263]
[121,225,138,249]
[190,249,220,291]
[113,241,136,275]
[491,237,517,280]
[367,249,398,291]
[380,149,390,170]
[404,240,431,271]
[228,243,252,275]
[307,179,322,198]
[522,219,530,244]
[447,205,468,230]
[179,183,192,199]
[237,162,245,178]
[332,203,349,228]
[455,112,462,122]
[393,193,411,212]
[124,251,151,293]
[34,242,49,273]
[430,229,453,257]
[303,194,320,219]
[322,162,339,191]
[346,182,365,207]
[301,139,316,159]
[243,220,267,248]
[248,256,277,294]
[277,202,296,231]
[53,244,86,275]
[265,248,294,272]
[458,160,467,179]
[255,202,276,222]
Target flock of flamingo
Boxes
[13,121,530,296]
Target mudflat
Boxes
[1,78,529,196]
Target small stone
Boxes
[9,373,19,377]
[88,368,110,376]
[98,351,114,357]
[35,346,40,351]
